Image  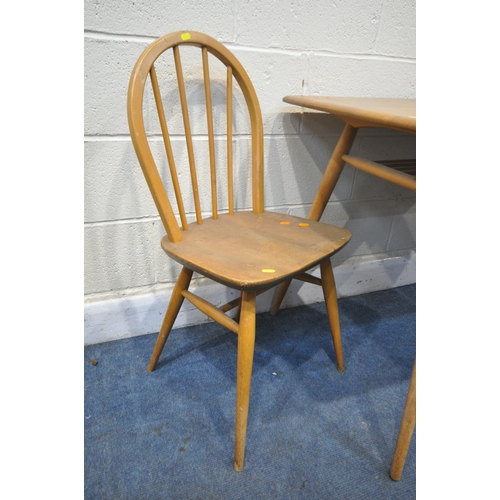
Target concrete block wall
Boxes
[84,0,416,345]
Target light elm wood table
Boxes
[281,95,416,481]
[282,96,416,221]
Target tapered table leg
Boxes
[308,123,358,222]
[390,360,416,480]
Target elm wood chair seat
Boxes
[161,211,349,291]
[127,31,351,471]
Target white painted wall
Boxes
[84,0,416,345]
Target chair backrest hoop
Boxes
[127,31,264,243]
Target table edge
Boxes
[283,95,416,134]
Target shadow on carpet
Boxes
[85,284,416,499]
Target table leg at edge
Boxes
[308,123,358,221]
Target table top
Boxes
[283,96,416,134]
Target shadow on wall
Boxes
[266,111,415,297]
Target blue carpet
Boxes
[85,284,416,499]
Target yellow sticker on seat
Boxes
[298,223,309,227]
[181,33,191,41]
[262,269,276,273]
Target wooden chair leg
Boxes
[270,279,291,316]
[390,360,416,481]
[320,258,345,374]
[234,291,243,323]
[234,290,256,471]
[147,266,193,372]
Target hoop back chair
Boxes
[127,31,351,471]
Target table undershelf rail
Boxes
[342,156,416,191]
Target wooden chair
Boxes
[127,31,351,471]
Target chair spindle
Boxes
[202,47,218,220]
[174,45,203,225]
[149,64,189,231]
[227,65,234,215]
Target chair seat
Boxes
[161,211,351,291]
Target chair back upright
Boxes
[127,31,264,243]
